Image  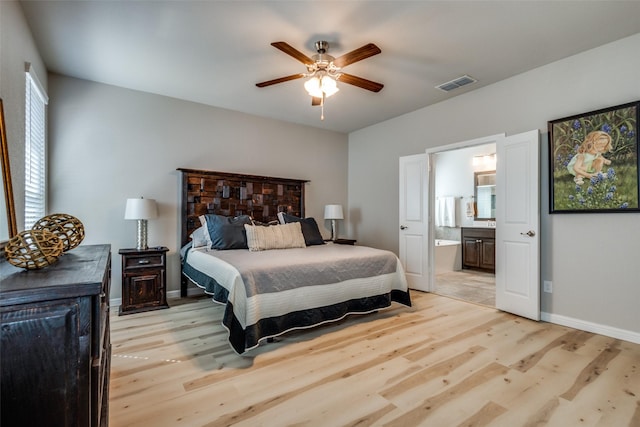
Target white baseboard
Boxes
[541,311,640,344]
[110,287,205,308]
[167,288,206,298]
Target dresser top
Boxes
[1,244,111,306]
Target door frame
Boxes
[425,134,505,292]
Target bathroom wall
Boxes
[433,143,496,240]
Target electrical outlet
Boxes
[543,280,553,293]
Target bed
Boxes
[178,168,411,354]
[182,243,411,354]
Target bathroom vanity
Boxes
[461,227,495,273]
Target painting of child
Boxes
[566,131,612,185]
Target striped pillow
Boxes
[244,223,306,251]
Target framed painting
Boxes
[1,98,18,243]
[548,100,640,213]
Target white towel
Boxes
[436,196,456,227]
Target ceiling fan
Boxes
[256,41,384,117]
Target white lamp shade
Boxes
[321,76,339,97]
[305,75,339,98]
[304,76,321,96]
[324,204,344,220]
[124,198,158,220]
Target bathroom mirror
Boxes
[474,170,495,220]
[1,98,18,243]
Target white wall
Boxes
[434,143,495,230]
[349,33,640,338]
[47,74,349,299]
[0,0,48,239]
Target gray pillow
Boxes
[200,214,252,250]
[279,213,325,246]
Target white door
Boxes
[399,154,429,291]
[495,129,540,320]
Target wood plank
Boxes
[457,401,507,427]
[560,340,622,401]
[381,362,509,426]
[381,345,486,399]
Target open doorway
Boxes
[431,142,496,307]
[400,131,540,318]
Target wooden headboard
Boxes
[178,168,309,247]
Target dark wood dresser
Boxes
[0,244,111,427]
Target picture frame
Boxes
[1,98,18,244]
[548,100,639,213]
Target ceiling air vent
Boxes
[435,75,477,92]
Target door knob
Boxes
[400,225,408,230]
[520,230,535,237]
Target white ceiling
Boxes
[20,1,640,134]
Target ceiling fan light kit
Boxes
[256,40,383,120]
[303,73,339,98]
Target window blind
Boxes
[24,65,48,229]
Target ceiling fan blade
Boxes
[332,43,381,68]
[338,73,384,92]
[311,96,322,106]
[256,73,305,88]
[271,41,315,66]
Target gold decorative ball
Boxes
[32,213,85,252]
[4,229,64,269]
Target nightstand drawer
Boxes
[123,254,164,269]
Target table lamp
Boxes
[124,197,158,250]
[324,204,344,241]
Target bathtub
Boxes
[434,239,462,274]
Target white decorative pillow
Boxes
[244,222,306,251]
[190,226,208,248]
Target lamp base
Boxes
[136,219,149,250]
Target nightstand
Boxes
[118,246,169,315]
[333,238,357,245]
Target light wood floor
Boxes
[109,291,640,427]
